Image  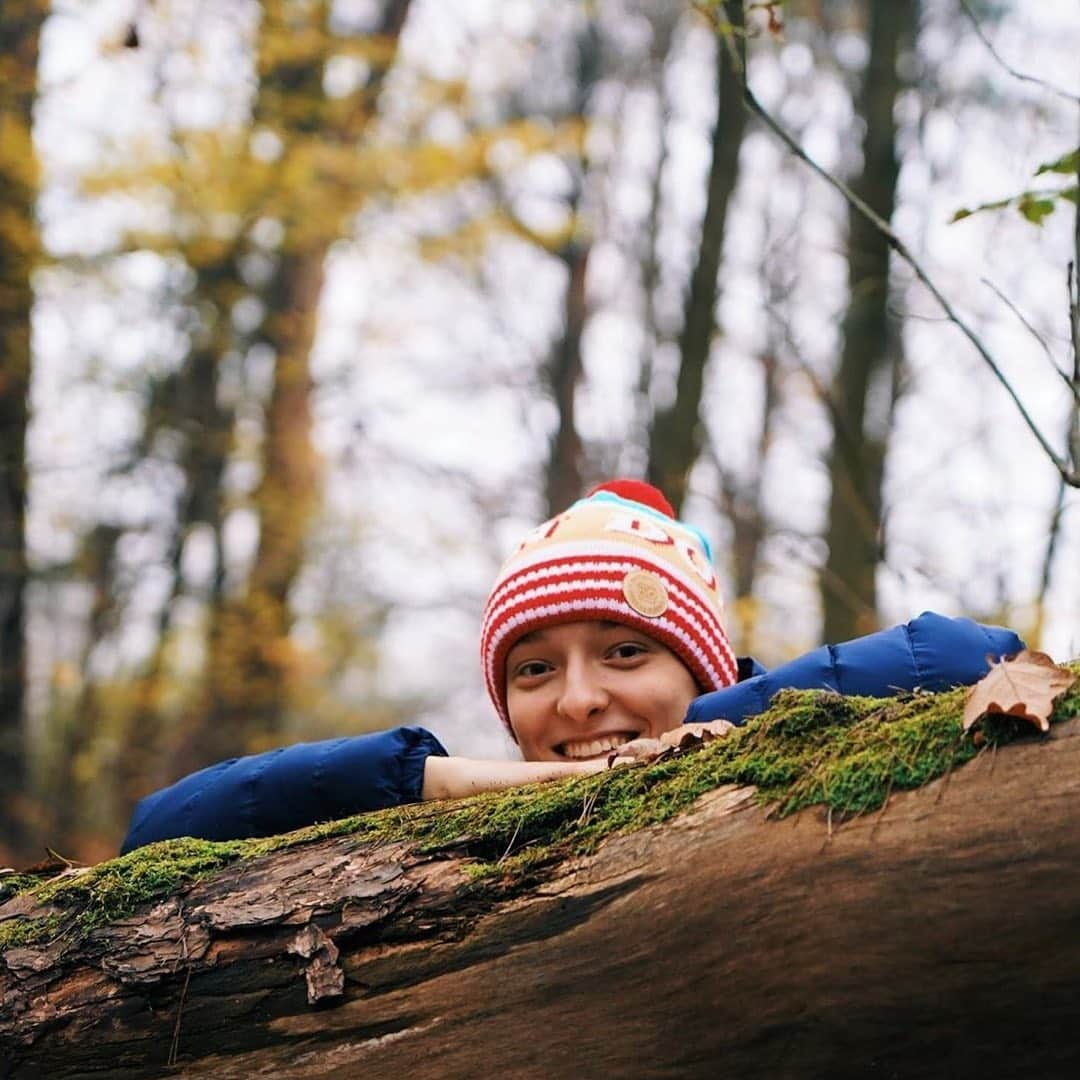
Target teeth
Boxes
[560,733,632,760]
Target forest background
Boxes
[0,0,1077,865]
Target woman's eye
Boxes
[514,660,552,679]
[609,642,647,661]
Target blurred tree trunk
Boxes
[175,0,414,773]
[647,0,747,514]
[109,250,237,809]
[47,524,121,851]
[543,19,600,517]
[0,0,46,861]
[194,254,322,766]
[50,252,238,851]
[716,196,803,653]
[633,28,677,461]
[821,0,916,643]
[718,347,779,653]
[544,240,590,516]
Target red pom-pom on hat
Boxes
[586,478,675,518]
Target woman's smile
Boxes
[556,731,637,760]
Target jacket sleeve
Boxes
[120,725,447,853]
[685,611,1024,727]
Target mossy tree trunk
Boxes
[4,710,1080,1078]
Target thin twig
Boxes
[1069,106,1080,469]
[870,776,894,840]
[578,786,602,826]
[980,278,1080,404]
[1069,263,1080,470]
[934,742,959,804]
[170,908,189,975]
[957,0,1080,106]
[734,74,1079,486]
[496,818,524,865]
[168,964,192,1068]
[1072,260,1080,392]
[1033,475,1067,647]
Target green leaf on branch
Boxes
[1035,148,1079,176]
[1018,193,1057,225]
[951,145,1078,226]
[951,197,1012,222]
[951,185,1076,227]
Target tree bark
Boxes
[544,241,590,516]
[718,347,778,651]
[5,715,1080,1078]
[821,0,916,642]
[0,0,46,863]
[647,0,748,514]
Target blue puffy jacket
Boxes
[120,612,1022,852]
[686,610,1021,723]
[120,726,448,853]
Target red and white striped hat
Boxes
[480,479,737,734]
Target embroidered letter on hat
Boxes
[622,570,668,618]
[604,514,675,545]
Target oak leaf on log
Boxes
[962,650,1076,734]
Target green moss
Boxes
[4,665,1079,953]
[0,874,39,906]
[0,912,64,950]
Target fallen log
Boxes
[3,679,1080,1079]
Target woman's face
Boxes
[505,620,698,762]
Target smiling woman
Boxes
[120,480,1025,851]
[421,478,738,800]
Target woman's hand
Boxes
[608,720,737,768]
[421,755,606,801]
[420,720,738,801]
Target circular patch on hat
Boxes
[622,570,668,618]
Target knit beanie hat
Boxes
[480,479,738,734]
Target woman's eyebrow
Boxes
[511,629,545,647]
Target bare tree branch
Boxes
[957,0,1080,106]
[1033,474,1067,648]
[723,48,1080,485]
[1070,109,1080,470]
[979,277,1080,404]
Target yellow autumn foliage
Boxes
[80,113,589,259]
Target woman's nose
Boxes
[556,660,608,723]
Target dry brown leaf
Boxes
[607,737,666,768]
[607,720,738,769]
[962,649,1077,734]
[660,720,737,750]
